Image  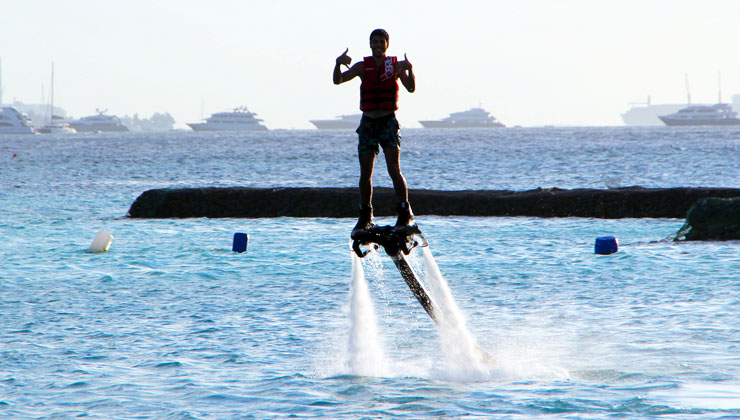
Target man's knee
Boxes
[388,168,404,182]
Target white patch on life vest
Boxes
[380,57,394,81]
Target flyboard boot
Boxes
[351,203,374,238]
[352,201,421,257]
[394,201,416,232]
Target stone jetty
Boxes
[127,186,740,220]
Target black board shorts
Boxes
[356,113,401,156]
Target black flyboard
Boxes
[352,224,436,322]
[352,224,495,364]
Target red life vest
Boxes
[360,56,399,112]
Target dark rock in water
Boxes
[675,197,740,241]
[127,186,740,219]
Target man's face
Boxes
[370,36,388,57]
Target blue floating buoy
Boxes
[232,232,249,253]
[594,236,618,255]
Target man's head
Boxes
[369,29,389,57]
[369,29,389,44]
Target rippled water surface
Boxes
[2,127,740,418]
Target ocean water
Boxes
[2,126,740,419]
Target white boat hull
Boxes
[37,123,77,134]
[187,123,268,131]
[0,127,35,134]
[419,120,504,128]
[659,117,740,126]
[309,120,358,129]
[309,114,361,130]
[68,123,128,133]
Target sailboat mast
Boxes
[718,71,722,104]
[50,61,54,124]
[0,57,3,106]
[684,73,691,105]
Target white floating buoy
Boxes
[90,230,113,252]
[594,236,618,255]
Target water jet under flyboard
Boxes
[351,223,494,366]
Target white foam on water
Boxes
[488,340,570,381]
[344,250,389,377]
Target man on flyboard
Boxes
[333,28,417,236]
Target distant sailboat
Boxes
[37,62,76,134]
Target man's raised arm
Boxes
[396,53,415,93]
[334,48,361,85]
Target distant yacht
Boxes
[658,103,740,126]
[309,114,361,130]
[187,106,267,131]
[68,109,129,132]
[419,107,505,128]
[0,106,35,134]
[621,101,684,126]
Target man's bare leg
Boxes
[353,153,377,234]
[383,146,408,202]
[359,153,376,205]
[384,146,414,227]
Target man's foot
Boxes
[394,201,415,229]
[352,203,374,236]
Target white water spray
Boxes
[421,246,493,379]
[343,234,571,382]
[345,251,389,376]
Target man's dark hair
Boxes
[369,29,389,44]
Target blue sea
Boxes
[2,126,740,419]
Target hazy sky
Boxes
[2,0,739,128]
